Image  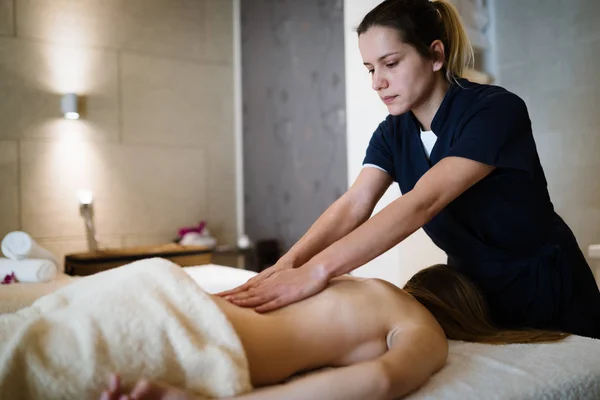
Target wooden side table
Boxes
[64,243,213,276]
[211,247,256,271]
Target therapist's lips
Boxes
[382,95,398,104]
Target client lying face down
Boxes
[102,264,569,400]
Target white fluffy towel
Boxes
[0,258,252,399]
[0,258,58,282]
[1,231,59,266]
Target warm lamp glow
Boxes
[65,112,80,120]
[77,190,93,205]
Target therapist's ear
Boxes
[430,40,445,72]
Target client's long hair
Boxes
[403,264,570,344]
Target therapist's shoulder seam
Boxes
[477,88,525,110]
[461,88,527,125]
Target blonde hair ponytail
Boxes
[432,0,474,82]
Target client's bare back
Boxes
[212,276,445,387]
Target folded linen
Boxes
[0,258,58,283]
[0,257,252,399]
[1,231,59,266]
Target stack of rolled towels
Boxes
[1,231,59,283]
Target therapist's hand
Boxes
[216,259,295,298]
[221,263,330,313]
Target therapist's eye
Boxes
[368,69,374,74]
[385,61,398,69]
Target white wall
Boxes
[344,0,446,286]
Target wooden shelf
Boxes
[64,243,213,276]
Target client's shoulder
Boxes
[367,279,446,335]
[329,275,407,295]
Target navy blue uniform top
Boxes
[363,79,600,338]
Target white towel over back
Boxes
[0,258,252,399]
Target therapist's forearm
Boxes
[281,195,372,268]
[310,191,435,279]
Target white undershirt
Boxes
[420,128,437,159]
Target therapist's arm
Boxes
[313,156,494,279]
[226,156,494,312]
[217,167,392,298]
[275,167,392,268]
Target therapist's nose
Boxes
[372,71,388,91]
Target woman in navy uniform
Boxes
[220,0,600,338]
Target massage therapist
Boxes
[219,0,600,339]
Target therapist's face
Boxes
[359,25,442,116]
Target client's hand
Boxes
[221,263,329,313]
[99,373,123,400]
[216,258,294,298]
[100,373,200,400]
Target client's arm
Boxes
[378,325,448,398]
[232,360,389,400]
[101,326,447,400]
[101,362,387,400]
[232,325,448,400]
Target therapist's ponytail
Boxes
[403,264,570,344]
[432,0,474,82]
[357,0,474,83]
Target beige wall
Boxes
[0,0,236,266]
[493,0,600,258]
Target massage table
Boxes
[1,263,599,399]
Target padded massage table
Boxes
[2,264,599,399]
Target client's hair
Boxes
[403,264,570,344]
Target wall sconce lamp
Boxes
[61,93,80,120]
[77,190,99,252]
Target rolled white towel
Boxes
[1,231,59,266]
[0,258,58,283]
